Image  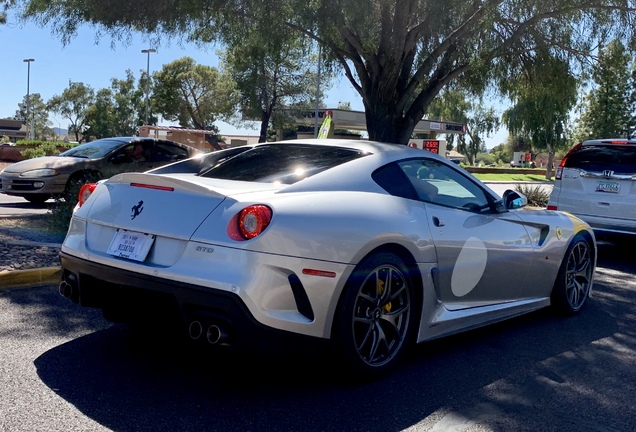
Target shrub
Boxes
[20,142,61,159]
[46,181,84,234]
[514,184,550,208]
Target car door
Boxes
[398,159,535,309]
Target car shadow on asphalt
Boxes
[31,290,624,432]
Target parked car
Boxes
[547,138,636,238]
[0,137,201,204]
[58,139,596,377]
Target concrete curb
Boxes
[0,266,61,290]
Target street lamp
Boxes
[23,58,35,140]
[141,48,156,125]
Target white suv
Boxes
[547,138,636,237]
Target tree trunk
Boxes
[545,142,554,180]
[364,103,416,144]
[259,110,270,143]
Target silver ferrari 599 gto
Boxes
[58,139,596,377]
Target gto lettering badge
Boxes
[196,246,215,254]
[131,200,144,220]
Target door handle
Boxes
[432,216,445,227]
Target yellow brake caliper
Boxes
[378,279,392,313]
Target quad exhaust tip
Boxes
[188,321,203,340]
[59,280,73,299]
[188,321,231,345]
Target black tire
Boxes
[333,252,417,378]
[63,171,98,202]
[24,194,50,205]
[551,235,593,315]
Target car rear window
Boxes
[565,145,636,174]
[198,144,367,184]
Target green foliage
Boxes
[14,92,53,140]
[514,184,550,208]
[153,57,236,131]
[502,52,577,161]
[83,69,150,139]
[16,0,636,145]
[489,142,513,166]
[19,141,61,159]
[475,152,496,166]
[47,82,95,143]
[575,39,635,140]
[46,184,81,233]
[460,107,500,165]
[221,19,327,143]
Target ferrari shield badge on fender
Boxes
[555,227,562,239]
[131,200,144,220]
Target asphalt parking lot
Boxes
[0,240,634,432]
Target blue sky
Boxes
[1,10,506,147]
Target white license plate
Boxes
[596,181,620,193]
[107,229,155,262]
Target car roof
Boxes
[252,138,409,154]
[582,138,636,146]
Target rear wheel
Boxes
[334,252,416,378]
[551,235,593,315]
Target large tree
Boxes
[575,39,635,140]
[83,88,115,140]
[152,56,236,131]
[110,69,148,135]
[502,52,578,179]
[13,92,52,140]
[14,0,636,143]
[222,24,327,143]
[47,82,95,142]
[462,107,500,165]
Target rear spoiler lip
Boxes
[105,172,284,198]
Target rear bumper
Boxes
[59,251,327,352]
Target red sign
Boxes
[423,140,440,154]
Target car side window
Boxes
[154,141,189,162]
[398,159,491,212]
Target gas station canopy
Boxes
[296,109,466,135]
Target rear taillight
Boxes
[547,205,557,211]
[555,142,582,180]
[227,205,272,240]
[77,183,97,207]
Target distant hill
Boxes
[53,127,68,136]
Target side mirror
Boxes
[502,189,528,210]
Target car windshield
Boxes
[566,145,636,174]
[59,139,129,159]
[198,144,367,184]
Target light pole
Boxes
[23,58,35,140]
[141,48,156,125]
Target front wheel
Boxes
[24,194,50,205]
[551,235,594,315]
[333,252,417,378]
